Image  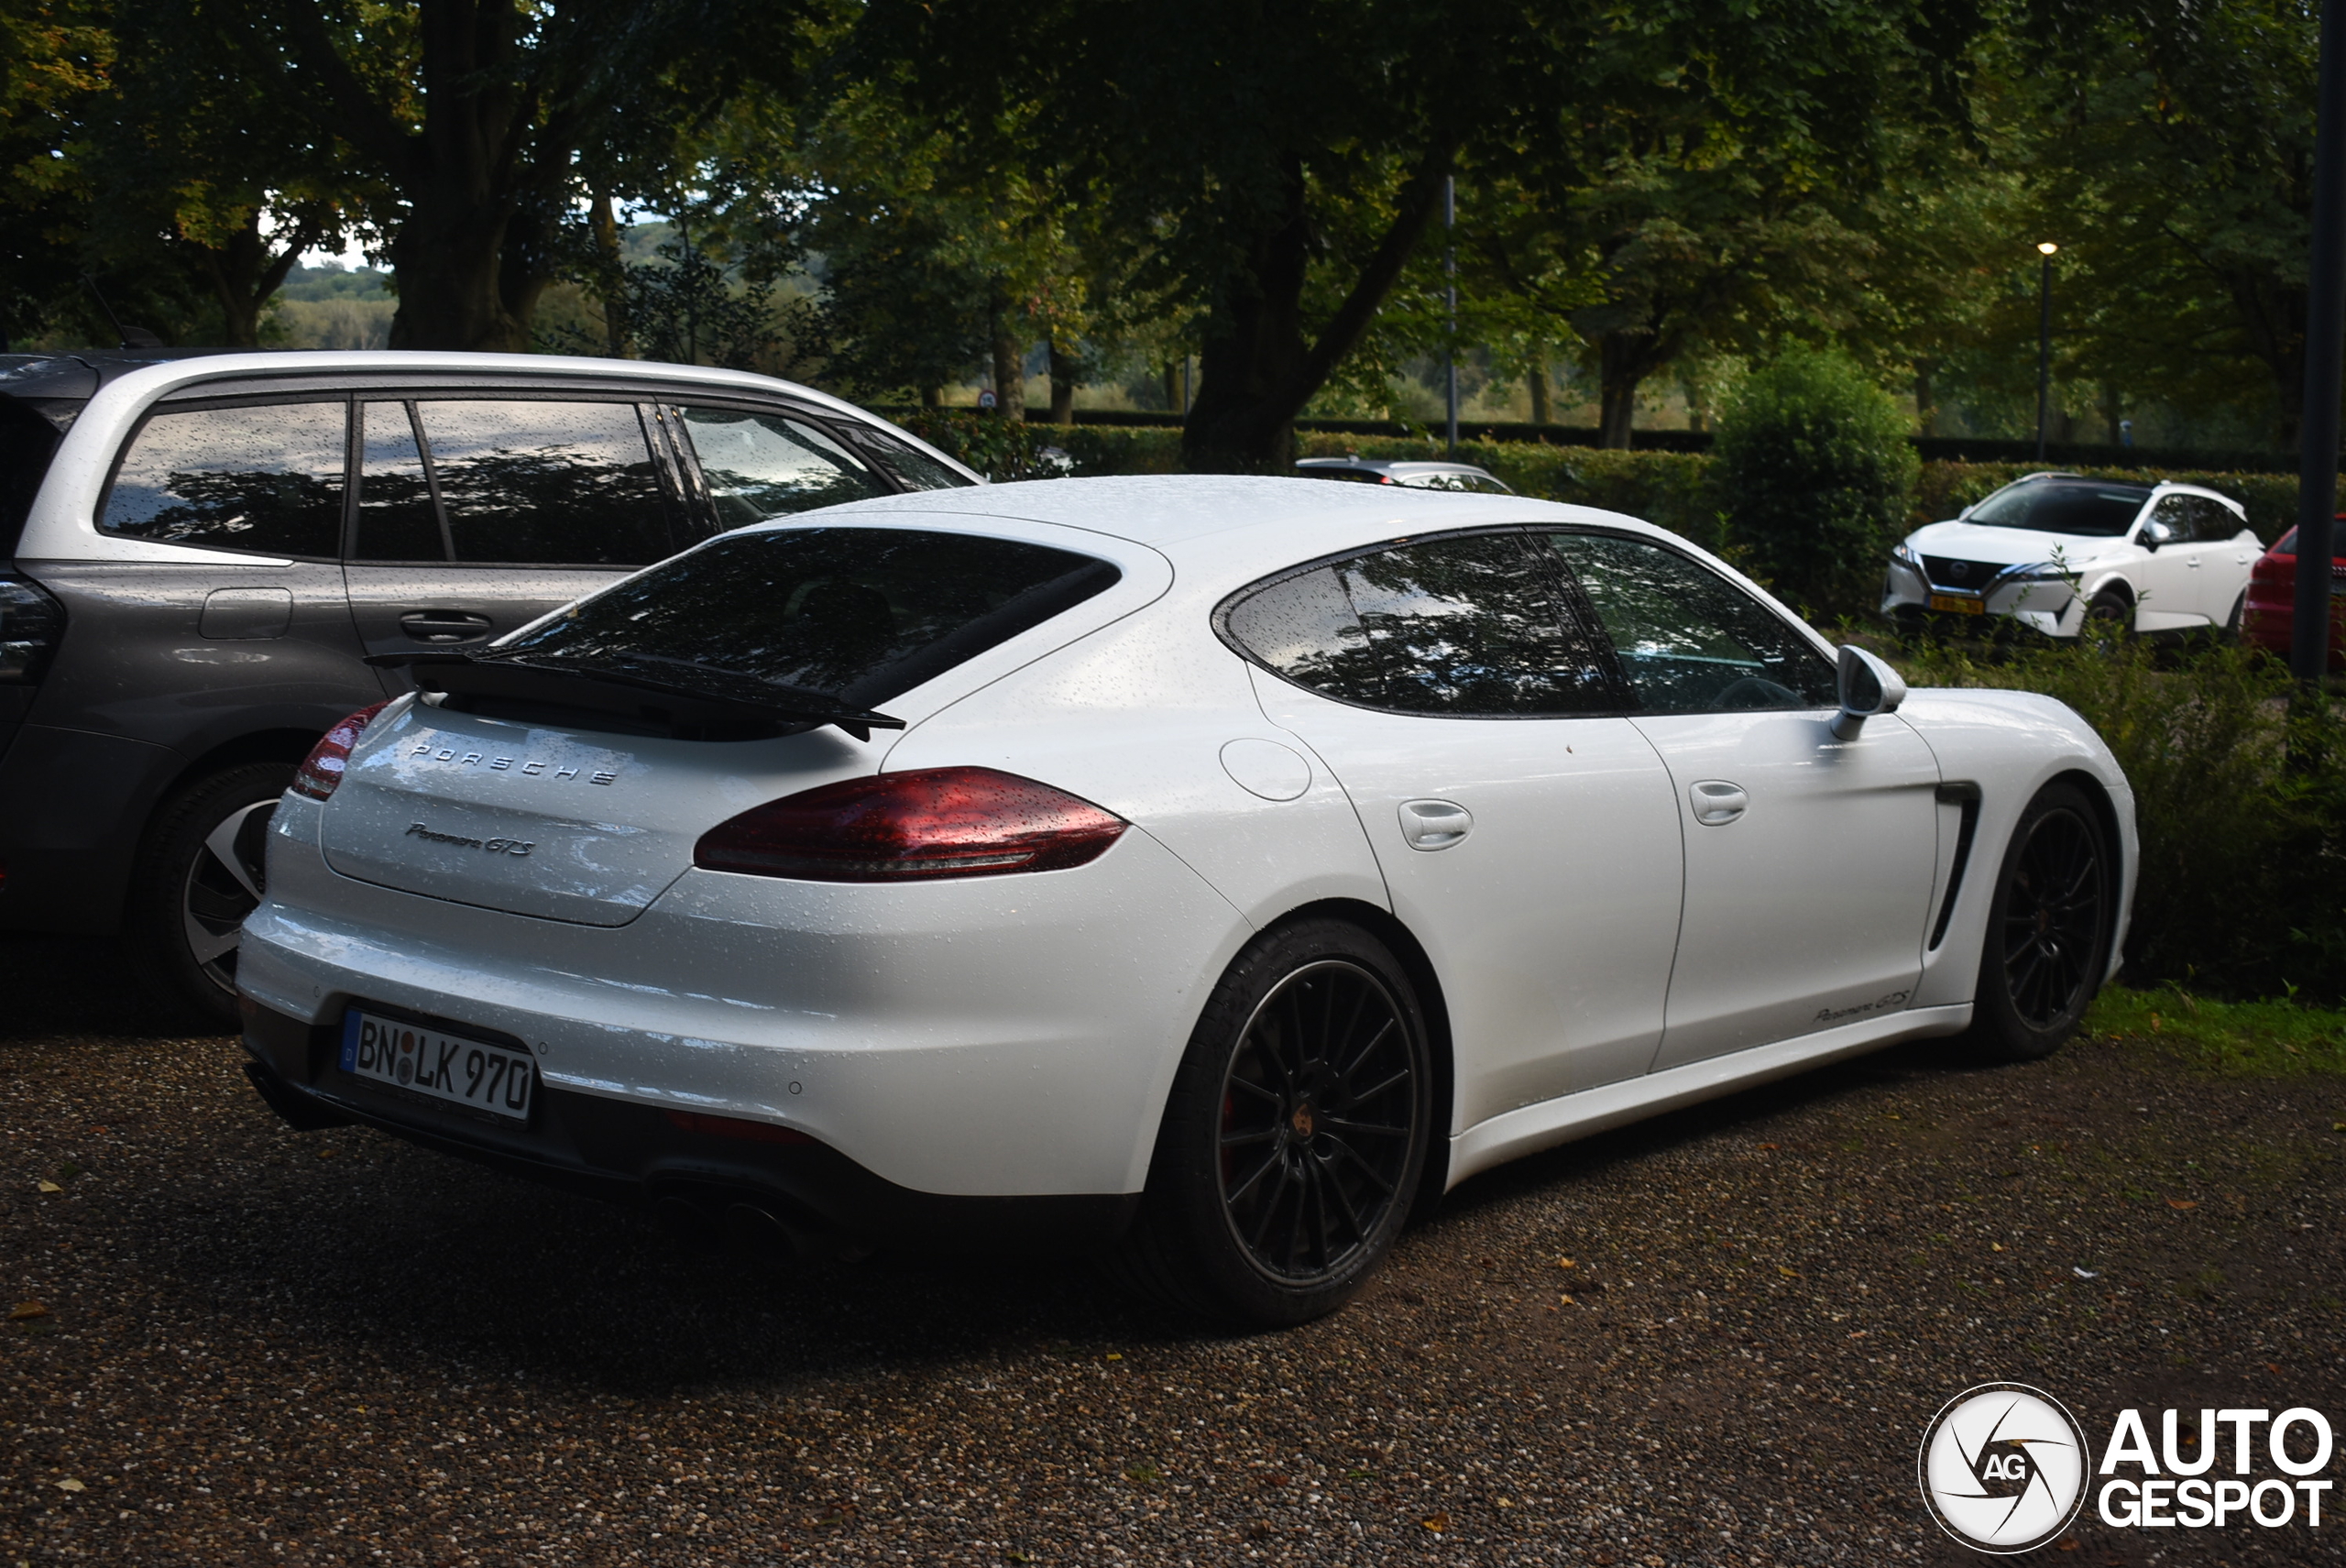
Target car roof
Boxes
[790,473,1670,590]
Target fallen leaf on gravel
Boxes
[1556,1255,1575,1268]
[1560,1294,1576,1306]
[1992,1243,2006,1252]
[55,1478,84,1493]
[2058,1540,2079,1552]
[1420,1511,1449,1531]
[1757,1143,1779,1151]
[1104,1353,1123,1361]
[37,1179,61,1193]
[2333,1122,2346,1133]
[2167,1200,2198,1211]
[1779,1266,1801,1277]
[9,1300,48,1321]
[2270,1363,2285,1374]
[2074,1267,2099,1278]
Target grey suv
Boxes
[0,350,978,1022]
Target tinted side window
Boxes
[354,400,444,561]
[677,407,892,524]
[844,427,975,491]
[2186,496,2240,541]
[2150,494,2194,540]
[415,400,670,565]
[101,401,345,556]
[1224,532,1622,716]
[1540,532,1837,715]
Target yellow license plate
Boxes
[1929,593,1987,615]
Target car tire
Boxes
[1113,918,1433,1326]
[128,762,293,1028]
[2225,589,2247,641]
[2085,587,2133,632]
[1962,782,2113,1064]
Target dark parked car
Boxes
[0,349,978,1020]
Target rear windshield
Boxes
[1968,480,2152,537]
[496,525,1120,707]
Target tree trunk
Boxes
[1047,340,1076,424]
[387,196,529,352]
[192,212,308,349]
[1183,143,1456,472]
[920,385,942,410]
[990,302,1026,419]
[1914,362,1937,437]
[281,0,543,353]
[1161,361,1180,413]
[591,191,628,357]
[1596,332,1650,449]
[1528,358,1551,426]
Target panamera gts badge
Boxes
[407,742,617,785]
[406,823,534,857]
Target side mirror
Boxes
[2140,519,2175,552]
[1830,645,1907,740]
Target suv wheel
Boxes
[130,762,292,1027]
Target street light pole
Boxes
[2034,242,2057,463]
[2294,0,2346,689]
[1444,175,1459,458]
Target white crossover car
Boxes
[237,476,2136,1324]
[1883,472,2257,636]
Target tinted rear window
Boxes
[1968,480,2151,537]
[497,526,1120,707]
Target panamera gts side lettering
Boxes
[404,823,534,856]
[407,741,618,784]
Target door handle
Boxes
[1398,798,1472,851]
[398,610,494,644]
[1690,780,1748,826]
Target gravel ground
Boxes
[6,932,2345,1566]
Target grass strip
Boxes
[2086,983,2346,1076]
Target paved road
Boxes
[5,932,2343,1565]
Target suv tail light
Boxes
[695,766,1126,882]
[0,576,65,684]
[291,702,390,801]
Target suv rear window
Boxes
[497,525,1120,706]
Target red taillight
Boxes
[694,765,1127,882]
[291,702,390,801]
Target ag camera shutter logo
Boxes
[1918,1383,2089,1552]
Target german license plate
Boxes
[340,1007,534,1124]
[1928,593,1987,615]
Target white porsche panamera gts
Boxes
[237,476,2136,1325]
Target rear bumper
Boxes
[238,793,1252,1200]
[239,1000,1138,1253]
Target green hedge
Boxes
[1025,425,2298,549]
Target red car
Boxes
[2242,522,2346,673]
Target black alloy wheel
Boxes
[1966,782,2111,1062]
[1115,919,1431,1325]
[1215,959,1419,1284]
[130,762,293,1027]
